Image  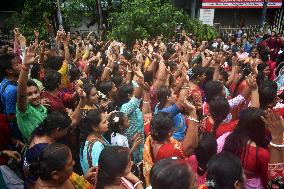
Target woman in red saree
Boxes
[143,102,199,187]
[229,63,252,120]
[223,108,269,188]
[201,96,238,139]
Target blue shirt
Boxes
[120,97,144,163]
[0,78,22,139]
[155,104,186,141]
[80,137,110,174]
[0,78,17,115]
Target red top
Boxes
[41,91,66,114]
[241,145,269,188]
[230,80,249,120]
[155,143,185,162]
[202,117,238,138]
[0,114,10,165]
[58,83,77,110]
[186,155,206,187]
[144,116,151,137]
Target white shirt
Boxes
[111,132,129,147]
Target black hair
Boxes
[204,81,223,103]
[68,66,81,82]
[43,56,64,71]
[43,70,61,91]
[29,143,70,180]
[82,82,96,100]
[203,67,214,87]
[190,65,205,80]
[232,63,251,97]
[167,61,178,74]
[116,83,134,108]
[29,112,71,144]
[0,53,16,78]
[194,133,217,176]
[257,63,269,84]
[99,81,113,98]
[208,96,230,135]
[143,71,154,85]
[111,75,123,88]
[30,64,41,80]
[96,146,130,189]
[150,112,174,142]
[206,152,244,189]
[150,158,193,189]
[79,109,104,156]
[163,52,172,61]
[258,80,278,109]
[27,79,40,89]
[157,86,171,109]
[112,62,120,75]
[108,112,126,136]
[89,63,103,80]
[219,68,229,82]
[223,108,266,164]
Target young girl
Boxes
[109,112,142,154]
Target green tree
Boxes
[108,0,217,47]
[5,0,56,42]
[62,0,110,29]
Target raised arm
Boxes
[261,110,284,171]
[225,56,238,87]
[17,50,37,112]
[180,89,199,156]
[62,32,70,62]
[153,53,167,89]
[101,54,115,81]
[70,87,86,127]
[246,75,259,108]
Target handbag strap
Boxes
[87,139,97,168]
[86,138,106,168]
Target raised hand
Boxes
[18,34,26,48]
[261,110,284,139]
[132,134,143,150]
[2,150,21,162]
[231,56,238,67]
[137,79,150,92]
[246,74,257,90]
[84,166,98,185]
[41,98,51,107]
[14,28,21,37]
[34,29,39,38]
[77,87,86,100]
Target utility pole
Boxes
[97,0,103,30]
[191,0,196,18]
[260,0,268,31]
[56,0,63,26]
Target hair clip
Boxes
[97,91,107,99]
[113,116,119,123]
[187,68,194,80]
[206,180,216,187]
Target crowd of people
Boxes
[0,23,284,189]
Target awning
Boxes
[202,0,282,8]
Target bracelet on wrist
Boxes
[143,101,150,104]
[133,181,143,188]
[105,66,112,71]
[269,142,284,148]
[187,116,199,123]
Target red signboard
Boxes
[202,0,282,8]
